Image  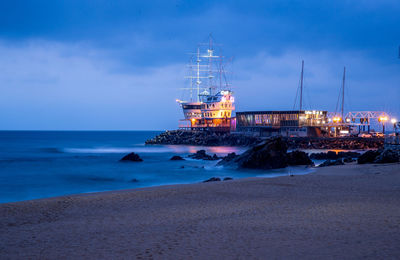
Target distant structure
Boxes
[236,61,329,137]
[236,110,328,137]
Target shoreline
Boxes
[1,163,400,258]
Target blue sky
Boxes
[0,0,399,130]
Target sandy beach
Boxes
[1,163,400,259]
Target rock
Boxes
[203,177,221,183]
[374,149,399,164]
[310,151,361,160]
[130,178,139,182]
[188,150,219,160]
[319,159,344,167]
[219,137,288,169]
[217,153,238,166]
[343,157,354,163]
[223,177,233,181]
[120,152,143,162]
[358,150,381,164]
[170,155,185,161]
[338,151,361,158]
[286,150,314,166]
[212,154,221,160]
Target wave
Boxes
[62,146,174,154]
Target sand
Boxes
[1,163,400,259]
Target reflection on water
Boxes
[166,145,246,155]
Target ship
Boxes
[176,36,235,132]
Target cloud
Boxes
[0,40,185,130]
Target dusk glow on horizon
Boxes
[0,0,399,130]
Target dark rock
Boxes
[217,153,238,166]
[223,177,233,181]
[319,159,344,167]
[188,150,219,160]
[219,137,288,169]
[287,150,314,166]
[374,149,399,164]
[180,165,185,169]
[338,151,361,158]
[343,157,354,163]
[310,151,361,160]
[130,178,139,182]
[170,155,185,161]
[212,154,221,160]
[203,177,221,183]
[120,152,143,162]
[358,150,381,164]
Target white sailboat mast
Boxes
[196,47,201,102]
[208,36,213,95]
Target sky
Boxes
[0,0,399,130]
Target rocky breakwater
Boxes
[217,137,313,170]
[285,137,384,150]
[358,149,400,164]
[145,130,261,146]
[146,131,384,150]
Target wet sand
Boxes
[1,163,400,259]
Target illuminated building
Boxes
[236,110,328,137]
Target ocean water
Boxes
[0,131,313,203]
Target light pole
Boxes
[379,116,388,135]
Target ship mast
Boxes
[208,35,213,95]
[196,47,201,102]
[341,66,346,121]
[299,60,304,111]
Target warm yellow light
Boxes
[379,116,388,122]
[391,118,397,124]
[333,117,341,123]
[191,118,196,123]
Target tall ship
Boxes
[176,36,235,132]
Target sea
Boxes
[0,131,314,203]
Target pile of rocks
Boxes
[146,130,384,150]
[358,149,400,164]
[309,151,361,160]
[285,137,383,150]
[188,150,221,160]
[145,130,261,146]
[217,137,313,170]
[318,159,345,167]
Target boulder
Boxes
[120,152,143,162]
[203,177,221,183]
[343,157,354,163]
[310,151,361,160]
[188,150,220,160]
[130,178,139,182]
[319,159,344,167]
[358,150,381,164]
[374,149,399,164]
[170,155,185,161]
[218,137,288,169]
[223,177,233,181]
[286,150,314,166]
[217,153,238,166]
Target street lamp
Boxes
[379,116,388,134]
